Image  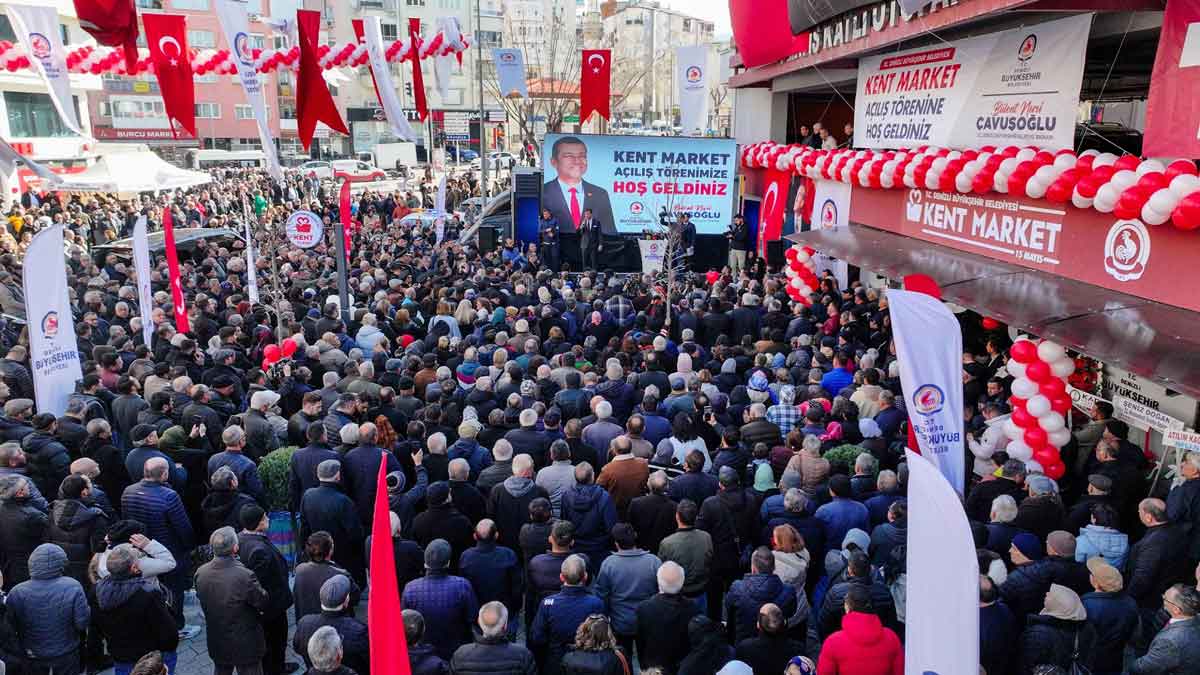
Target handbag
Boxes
[614,648,631,675]
[1066,631,1092,675]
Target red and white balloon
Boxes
[1002,337,1074,480]
[784,245,818,305]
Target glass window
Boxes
[194,103,221,119]
[406,0,425,5]
[4,92,80,138]
[171,0,210,10]
[0,16,15,43]
[187,30,215,48]
[249,33,266,50]
[381,23,398,41]
[136,0,164,8]
[235,104,268,120]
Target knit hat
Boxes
[319,575,352,609]
[1086,557,1123,592]
[1011,532,1044,562]
[787,656,816,675]
[748,372,769,392]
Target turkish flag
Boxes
[340,178,353,262]
[757,168,790,257]
[142,14,196,139]
[408,18,429,122]
[74,0,139,72]
[162,207,190,334]
[351,19,384,108]
[581,49,611,121]
[368,451,413,675]
[297,9,349,150]
[1144,0,1200,158]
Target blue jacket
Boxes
[125,445,186,492]
[820,368,853,397]
[560,484,617,558]
[1075,524,1129,570]
[864,490,904,527]
[1082,590,1139,674]
[595,549,661,635]
[459,541,523,614]
[669,471,719,506]
[447,439,492,481]
[874,407,906,441]
[980,601,1019,675]
[531,585,604,659]
[120,479,194,557]
[341,445,401,526]
[207,451,265,505]
[815,497,870,550]
[401,571,480,662]
[6,544,90,659]
[639,413,671,446]
[724,573,797,643]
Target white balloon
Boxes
[1094,152,1118,167]
[1071,191,1095,210]
[1148,187,1181,215]
[932,157,949,171]
[1048,428,1072,447]
[955,173,974,193]
[1053,153,1077,170]
[925,169,941,191]
[1026,394,1052,417]
[1109,170,1138,191]
[1004,418,1024,441]
[1080,149,1100,157]
[1011,377,1039,399]
[1050,358,1076,378]
[994,173,1009,194]
[1026,178,1049,200]
[1037,341,1066,363]
[1135,159,1166,176]
[1038,411,1066,433]
[795,251,810,264]
[1007,440,1034,461]
[840,165,853,183]
[1093,183,1120,213]
[784,266,798,278]
[1169,174,1200,201]
[999,157,1020,175]
[903,173,918,189]
[1141,203,1171,226]
[1016,148,1036,161]
[881,172,895,189]
[1006,360,1027,379]
[1033,165,1060,184]
[946,150,962,160]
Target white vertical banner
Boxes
[676,45,710,136]
[0,138,62,188]
[888,289,966,492]
[905,448,979,675]
[242,206,260,304]
[215,0,284,183]
[363,16,419,142]
[811,179,852,231]
[23,225,83,415]
[434,174,447,215]
[493,48,529,99]
[131,216,155,347]
[5,5,82,135]
[432,17,461,101]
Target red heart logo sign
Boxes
[729,0,809,69]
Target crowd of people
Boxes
[0,163,1195,675]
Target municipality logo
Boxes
[29,33,52,59]
[234,32,255,66]
[630,202,644,215]
[1103,219,1150,282]
[686,66,703,84]
[819,199,837,230]
[912,384,945,416]
[1018,34,1037,61]
[41,311,59,339]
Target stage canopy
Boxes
[55,150,211,195]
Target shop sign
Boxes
[1102,366,1198,430]
[92,127,193,141]
[1114,396,1185,433]
[854,14,1090,150]
[801,0,966,57]
[1067,385,1109,413]
[1165,429,1200,452]
[850,186,1200,314]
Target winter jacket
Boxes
[1075,524,1129,569]
[45,498,108,584]
[120,479,194,559]
[698,488,759,575]
[448,635,537,675]
[200,488,258,540]
[658,528,712,597]
[1082,590,1139,674]
[407,642,450,675]
[594,378,635,423]
[194,555,269,666]
[596,456,649,518]
[94,575,178,663]
[459,541,523,614]
[410,503,473,568]
[817,611,903,675]
[111,394,148,450]
[1012,494,1067,541]
[288,443,339,513]
[668,470,718,506]
[293,610,370,675]
[237,530,293,617]
[980,601,1019,675]
[818,575,898,640]
[7,544,89,660]
[21,432,70,500]
[299,483,365,575]
[868,520,906,568]
[560,484,617,564]
[1167,478,1200,560]
[815,498,870,552]
[489,476,549,552]
[724,572,797,643]
[1000,556,1092,618]
[627,492,677,553]
[1019,615,1096,674]
[207,451,266,505]
[1126,522,1193,608]
[1130,615,1200,674]
[401,570,479,661]
[448,438,493,482]
[735,632,805,675]
[530,585,604,675]
[0,496,47,590]
[965,477,1025,523]
[293,559,358,622]
[594,549,661,635]
[560,648,627,675]
[536,461,577,517]
[635,592,700,673]
[342,445,401,526]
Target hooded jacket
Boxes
[724,572,798,643]
[5,544,91,659]
[21,431,70,500]
[45,498,108,584]
[561,484,617,559]
[94,574,178,663]
[488,475,548,551]
[0,494,47,589]
[816,612,903,675]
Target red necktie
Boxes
[569,187,582,228]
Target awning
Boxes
[787,225,1200,400]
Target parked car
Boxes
[445,146,480,162]
[484,151,517,170]
[294,161,332,180]
[331,159,387,182]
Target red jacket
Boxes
[817,612,904,675]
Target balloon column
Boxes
[1001,337,1075,480]
[783,245,819,304]
[262,337,299,371]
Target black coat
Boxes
[627,493,677,554]
[288,443,339,513]
[698,489,758,574]
[980,601,1018,675]
[194,556,269,666]
[1019,615,1096,674]
[237,530,294,616]
[410,503,473,568]
[300,483,366,575]
[560,648,627,675]
[200,488,258,541]
[0,497,47,590]
[341,445,401,526]
[293,610,370,675]
[293,559,358,622]
[1082,590,1139,674]
[818,575,897,640]
[1125,523,1192,608]
[635,592,699,673]
[94,578,178,663]
[45,498,108,584]
[448,635,537,675]
[488,478,549,552]
[1011,494,1066,542]
[965,478,1024,523]
[1000,556,1092,618]
[734,633,805,675]
[21,431,70,499]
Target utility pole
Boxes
[477,0,489,198]
[642,4,653,128]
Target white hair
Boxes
[492,438,514,461]
[596,400,613,419]
[512,454,534,477]
[428,432,447,454]
[991,494,1019,523]
[657,561,685,595]
[307,626,342,672]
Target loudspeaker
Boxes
[513,168,543,246]
[513,168,542,198]
[478,225,499,253]
[766,239,786,268]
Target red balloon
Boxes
[1044,461,1066,480]
[1024,427,1049,448]
[1051,396,1072,416]
[1010,340,1039,364]
[1114,155,1141,171]
[1172,192,1200,231]
[262,359,272,371]
[1039,378,1067,398]
[281,338,298,358]
[1010,396,1028,412]
[1136,171,1168,192]
[1025,360,1052,384]
[972,172,995,194]
[1033,446,1058,466]
[981,317,1001,330]
[784,247,798,262]
[1114,186,1153,220]
[1166,159,1198,181]
[1034,151,1055,165]
[1011,406,1035,428]
[263,344,281,364]
[1045,181,1073,204]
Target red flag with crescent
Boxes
[142,14,196,139]
[73,0,140,72]
[581,49,611,121]
[407,18,429,122]
[162,207,190,334]
[757,168,790,257]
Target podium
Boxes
[638,239,666,274]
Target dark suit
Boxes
[542,179,616,270]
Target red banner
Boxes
[1144,0,1200,158]
[297,9,349,150]
[74,0,139,71]
[162,207,190,333]
[142,13,196,139]
[581,49,611,122]
[368,452,412,675]
[729,0,808,69]
[757,168,790,256]
[351,20,384,108]
[340,179,353,262]
[408,18,429,122]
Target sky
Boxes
[661,0,733,40]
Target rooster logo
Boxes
[1103,219,1150,282]
[912,384,945,416]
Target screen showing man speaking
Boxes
[541,133,738,235]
